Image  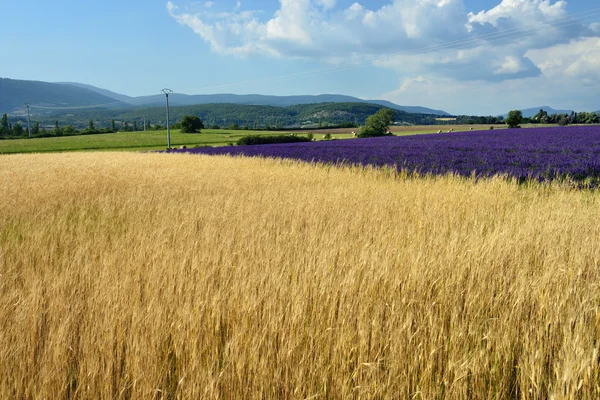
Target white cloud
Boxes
[344,3,364,20]
[467,0,568,31]
[381,74,600,115]
[494,55,528,74]
[204,1,213,8]
[167,0,592,76]
[168,0,600,112]
[526,37,600,81]
[167,0,469,58]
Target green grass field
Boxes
[0,129,291,154]
[0,129,385,154]
[0,124,549,154]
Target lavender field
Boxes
[176,125,600,183]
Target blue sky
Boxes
[1,0,599,114]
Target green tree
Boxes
[132,121,138,131]
[83,120,96,134]
[63,126,77,134]
[506,110,523,128]
[111,119,116,132]
[533,109,548,123]
[12,122,24,136]
[180,115,204,133]
[0,114,8,134]
[558,115,569,126]
[32,121,40,135]
[358,108,396,137]
[53,120,62,136]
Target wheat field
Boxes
[1,152,600,399]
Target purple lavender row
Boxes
[171,125,600,182]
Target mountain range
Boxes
[509,106,577,118]
[1,78,449,116]
[3,78,597,119]
[0,78,121,114]
[95,92,451,116]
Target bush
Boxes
[180,116,204,133]
[236,135,311,146]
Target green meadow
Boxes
[0,129,290,154]
[0,124,507,154]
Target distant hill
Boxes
[505,106,575,118]
[364,99,449,116]
[56,82,449,115]
[58,82,133,102]
[13,102,444,130]
[4,78,450,116]
[110,92,450,115]
[0,78,125,114]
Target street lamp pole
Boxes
[161,89,173,149]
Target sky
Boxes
[1,0,599,115]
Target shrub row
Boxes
[236,135,311,146]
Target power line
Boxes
[24,6,600,110]
[172,9,600,93]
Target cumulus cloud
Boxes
[168,0,600,110]
[381,73,600,115]
[167,0,469,58]
[467,0,569,31]
[168,0,598,81]
[526,37,600,81]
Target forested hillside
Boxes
[14,102,445,130]
[0,78,122,113]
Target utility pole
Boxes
[143,117,147,131]
[161,89,173,148]
[25,103,31,138]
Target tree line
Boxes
[529,109,599,125]
[504,109,600,128]
[0,113,166,139]
[2,103,442,133]
[3,106,600,139]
